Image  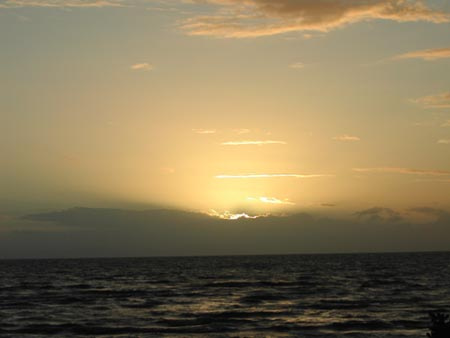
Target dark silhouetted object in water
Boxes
[427,311,450,338]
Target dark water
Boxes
[1,252,449,337]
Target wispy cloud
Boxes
[192,128,217,134]
[247,196,295,205]
[232,128,251,134]
[221,140,286,146]
[413,91,450,109]
[438,139,450,144]
[333,134,360,142]
[146,6,180,13]
[353,167,450,176]
[181,0,449,38]
[216,173,332,179]
[442,120,450,127]
[413,121,436,127]
[130,63,153,71]
[394,47,450,61]
[0,0,125,8]
[290,62,304,69]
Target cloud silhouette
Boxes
[409,207,450,220]
[0,206,448,258]
[355,207,403,223]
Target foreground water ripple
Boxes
[1,252,449,337]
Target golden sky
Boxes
[1,0,450,217]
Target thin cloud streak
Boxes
[438,139,450,144]
[216,173,333,179]
[247,196,295,205]
[333,134,360,142]
[394,47,450,61]
[233,128,251,134]
[192,129,217,134]
[353,167,450,176]
[413,91,450,108]
[181,0,449,38]
[290,62,304,69]
[130,63,153,71]
[221,140,286,146]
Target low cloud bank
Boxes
[0,207,448,258]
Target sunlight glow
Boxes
[221,140,286,146]
[207,209,265,220]
[247,196,295,205]
[192,129,217,134]
[215,174,332,179]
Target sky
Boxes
[1,0,450,257]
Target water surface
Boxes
[1,252,449,337]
